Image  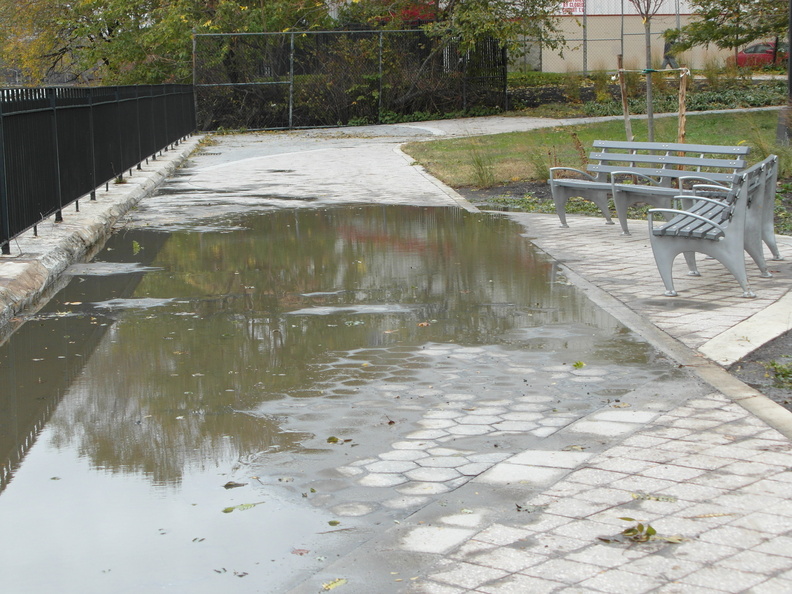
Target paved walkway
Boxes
[3,113,792,593]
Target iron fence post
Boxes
[378,32,383,124]
[89,88,97,200]
[49,88,64,222]
[289,32,295,130]
[136,86,143,169]
[0,93,10,255]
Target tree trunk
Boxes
[644,20,654,142]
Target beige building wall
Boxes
[533,15,734,73]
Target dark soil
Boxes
[457,180,552,210]
[456,180,792,414]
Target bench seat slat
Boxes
[593,140,751,155]
[588,152,746,169]
[589,164,738,182]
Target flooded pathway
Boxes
[0,136,696,593]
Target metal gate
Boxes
[193,30,507,131]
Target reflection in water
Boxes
[0,205,667,593]
[2,206,622,489]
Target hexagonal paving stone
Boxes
[392,441,433,450]
[447,425,494,436]
[418,419,458,430]
[379,450,430,462]
[336,466,365,477]
[445,393,475,401]
[358,473,409,487]
[405,429,449,440]
[501,412,543,421]
[382,495,430,509]
[396,482,453,495]
[331,503,376,517]
[457,415,502,426]
[512,403,553,411]
[424,410,465,420]
[493,421,539,432]
[406,467,462,482]
[365,460,420,473]
[428,447,473,457]
[518,395,555,403]
[465,408,508,416]
[417,456,470,469]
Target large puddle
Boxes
[0,205,675,592]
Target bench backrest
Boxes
[586,140,750,184]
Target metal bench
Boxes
[647,156,777,298]
[549,140,750,235]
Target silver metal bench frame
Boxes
[549,141,750,235]
[647,156,777,298]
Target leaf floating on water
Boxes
[223,481,247,490]
[631,492,677,502]
[328,520,341,526]
[516,503,547,513]
[322,578,348,591]
[563,445,586,451]
[222,501,265,513]
[291,548,310,556]
[612,402,631,408]
[327,436,340,444]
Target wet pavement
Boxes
[2,112,792,593]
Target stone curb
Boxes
[0,135,203,337]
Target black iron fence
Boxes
[194,30,507,131]
[0,84,196,254]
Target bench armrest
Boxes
[549,167,596,182]
[671,194,732,210]
[679,175,729,188]
[609,170,661,186]
[675,196,732,207]
[691,184,733,194]
[648,208,728,234]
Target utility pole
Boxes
[777,0,792,145]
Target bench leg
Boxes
[683,252,700,276]
[716,256,756,298]
[552,190,571,228]
[650,243,680,297]
[613,192,633,236]
[744,240,772,278]
[589,191,615,226]
[764,228,783,261]
[551,187,614,228]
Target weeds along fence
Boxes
[0,85,195,255]
[193,30,507,131]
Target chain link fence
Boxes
[194,31,507,131]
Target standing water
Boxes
[0,205,673,592]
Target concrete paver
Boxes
[3,112,792,593]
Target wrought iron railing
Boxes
[0,84,196,254]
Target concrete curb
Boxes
[0,135,202,337]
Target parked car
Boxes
[736,41,788,67]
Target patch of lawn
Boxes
[403,110,787,189]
